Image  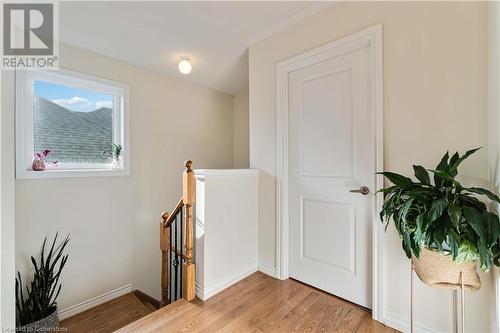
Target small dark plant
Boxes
[103,144,122,160]
[378,148,500,272]
[16,233,69,326]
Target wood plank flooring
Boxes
[117,272,398,333]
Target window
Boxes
[16,69,129,178]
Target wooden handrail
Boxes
[161,198,183,228]
[160,160,196,307]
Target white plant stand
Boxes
[410,262,466,333]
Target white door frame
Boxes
[275,24,384,322]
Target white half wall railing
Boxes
[194,169,259,300]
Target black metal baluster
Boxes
[174,212,179,301]
[179,207,184,298]
[169,220,173,303]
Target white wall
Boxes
[489,0,500,198]
[12,43,234,311]
[194,169,258,300]
[489,2,500,332]
[232,91,250,168]
[249,2,493,332]
[1,70,16,330]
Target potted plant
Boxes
[103,144,122,168]
[16,233,69,332]
[32,150,58,171]
[379,148,500,291]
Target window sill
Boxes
[16,167,130,180]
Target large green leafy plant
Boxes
[16,233,69,326]
[379,148,500,272]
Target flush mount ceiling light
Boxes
[178,56,192,74]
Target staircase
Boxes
[159,160,196,305]
[61,162,197,332]
[113,161,198,331]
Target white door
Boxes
[288,44,374,308]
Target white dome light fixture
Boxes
[178,56,192,74]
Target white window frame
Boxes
[15,68,130,179]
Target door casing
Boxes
[275,24,384,322]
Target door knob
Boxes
[349,186,369,195]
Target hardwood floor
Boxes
[117,272,398,333]
[60,293,153,332]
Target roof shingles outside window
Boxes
[34,96,113,164]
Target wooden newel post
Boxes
[160,211,171,307]
[182,160,196,301]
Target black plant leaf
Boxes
[15,233,70,327]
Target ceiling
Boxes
[59,1,332,95]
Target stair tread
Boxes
[143,302,157,312]
[116,299,198,332]
[60,293,153,333]
[128,294,153,316]
[131,289,161,311]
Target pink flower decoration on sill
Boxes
[32,150,58,171]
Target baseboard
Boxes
[384,312,443,333]
[59,284,132,320]
[196,266,258,301]
[258,263,276,278]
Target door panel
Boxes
[301,69,354,178]
[289,45,373,308]
[302,198,355,273]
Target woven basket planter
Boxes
[412,247,481,292]
[18,307,59,332]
